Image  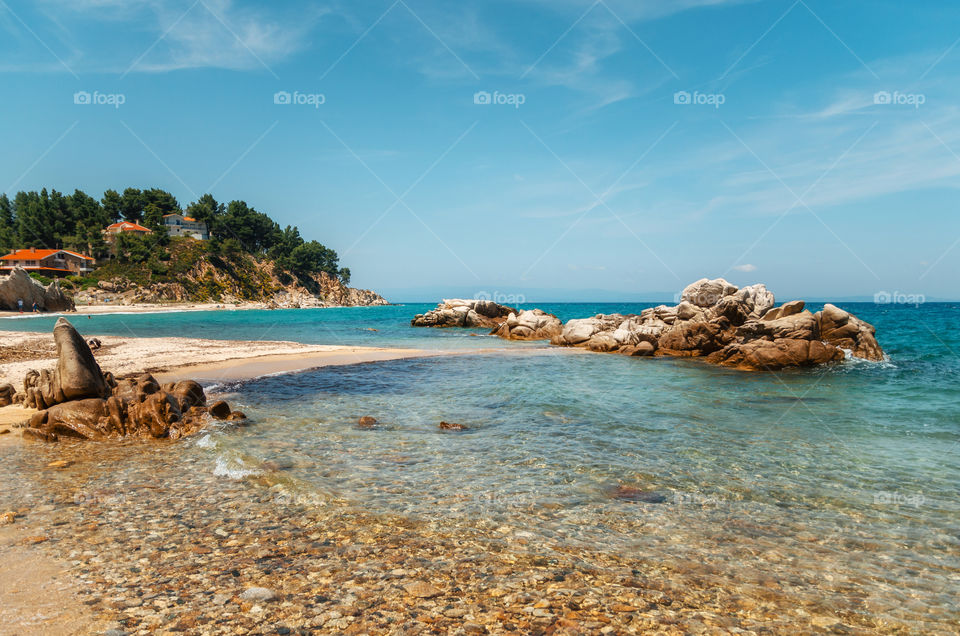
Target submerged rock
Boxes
[439,421,468,431]
[358,415,378,428]
[411,299,517,329]
[609,485,668,504]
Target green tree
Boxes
[101,189,122,223]
[120,188,144,223]
[185,193,223,229]
[66,189,110,257]
[338,267,351,285]
[141,188,180,215]
[0,194,14,253]
[214,200,282,254]
[287,240,339,278]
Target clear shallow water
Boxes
[2,302,959,629]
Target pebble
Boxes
[47,460,74,469]
[404,581,443,598]
[239,587,277,602]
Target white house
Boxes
[162,214,209,240]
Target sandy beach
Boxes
[0,330,433,388]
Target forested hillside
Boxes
[0,187,353,292]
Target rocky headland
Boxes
[412,278,884,371]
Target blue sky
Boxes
[1,0,958,301]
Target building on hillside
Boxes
[0,248,96,277]
[103,221,153,241]
[162,213,209,240]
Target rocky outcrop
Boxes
[0,267,74,312]
[72,262,387,308]
[20,318,109,409]
[490,309,562,341]
[411,299,517,329]
[815,303,884,361]
[546,278,882,371]
[15,319,244,441]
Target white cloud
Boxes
[33,0,325,73]
[732,264,757,272]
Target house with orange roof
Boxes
[0,248,96,277]
[162,213,209,240]
[103,221,153,241]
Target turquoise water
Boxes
[2,302,959,628]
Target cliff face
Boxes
[72,255,388,308]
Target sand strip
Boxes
[0,330,438,387]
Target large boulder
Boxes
[0,383,15,407]
[490,309,562,341]
[21,318,109,409]
[411,299,516,329]
[707,338,844,371]
[681,278,738,307]
[0,267,74,312]
[815,304,884,361]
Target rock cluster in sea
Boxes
[9,317,244,441]
[0,266,74,312]
[411,298,518,329]
[413,278,884,371]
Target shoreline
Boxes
[0,330,438,388]
[0,300,400,320]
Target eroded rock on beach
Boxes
[0,266,74,312]
[411,299,517,329]
[15,318,243,441]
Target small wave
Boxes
[840,348,897,370]
[194,434,217,449]
[213,456,260,480]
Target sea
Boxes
[1,302,957,630]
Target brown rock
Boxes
[358,416,378,428]
[0,383,15,407]
[209,400,232,420]
[816,303,884,361]
[404,581,443,598]
[439,421,468,431]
